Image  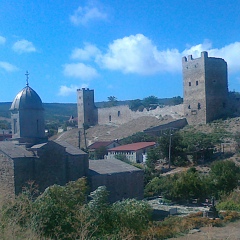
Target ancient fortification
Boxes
[182,51,228,125]
[77,51,230,127]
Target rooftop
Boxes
[88,141,117,149]
[108,142,156,151]
[89,158,142,175]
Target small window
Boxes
[79,97,81,99]
[189,82,191,86]
[198,103,201,110]
[109,115,111,122]
[196,81,198,86]
[188,105,191,109]
[118,111,120,117]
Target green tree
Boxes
[95,146,107,159]
[210,160,240,197]
[142,95,159,109]
[106,96,118,107]
[111,199,152,232]
[158,130,188,166]
[32,178,88,238]
[129,99,143,111]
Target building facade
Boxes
[0,79,144,201]
[182,51,228,125]
[107,142,156,163]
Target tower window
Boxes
[198,103,201,109]
[118,111,120,117]
[109,115,111,122]
[188,105,191,109]
[13,119,17,134]
[189,82,191,86]
[196,81,198,86]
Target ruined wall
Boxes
[97,104,184,125]
[183,51,228,125]
[77,88,184,128]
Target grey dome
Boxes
[10,86,43,110]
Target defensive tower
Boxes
[77,88,97,128]
[182,51,228,125]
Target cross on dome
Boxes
[25,71,29,86]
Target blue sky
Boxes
[1,0,240,103]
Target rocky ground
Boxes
[169,220,240,240]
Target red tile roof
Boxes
[88,141,117,149]
[108,142,155,152]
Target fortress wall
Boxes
[97,104,184,125]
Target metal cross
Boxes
[25,71,29,86]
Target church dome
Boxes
[10,86,43,110]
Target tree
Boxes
[106,96,118,107]
[142,95,159,109]
[210,160,240,197]
[129,99,143,111]
[95,146,107,159]
[158,130,188,166]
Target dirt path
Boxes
[169,220,240,240]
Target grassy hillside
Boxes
[0,102,77,124]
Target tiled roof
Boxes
[88,141,116,149]
[108,142,155,152]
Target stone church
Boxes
[0,77,143,202]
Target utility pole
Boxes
[78,130,81,149]
[168,128,172,169]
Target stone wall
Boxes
[97,104,184,125]
[90,170,144,203]
[34,141,67,193]
[0,153,15,197]
[14,157,35,194]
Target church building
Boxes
[0,73,143,201]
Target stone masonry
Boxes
[182,51,228,125]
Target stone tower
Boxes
[182,51,228,125]
[10,79,46,145]
[77,88,97,128]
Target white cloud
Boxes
[0,36,6,45]
[97,34,182,74]
[97,34,240,75]
[58,84,88,96]
[70,5,107,25]
[71,43,101,61]
[12,39,36,54]
[63,62,99,80]
[208,42,240,73]
[0,61,18,72]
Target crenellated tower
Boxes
[182,51,228,125]
[77,88,97,128]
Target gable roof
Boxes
[108,142,155,152]
[88,141,118,149]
